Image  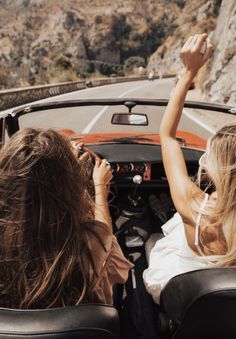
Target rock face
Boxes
[203,0,236,105]
[147,0,220,75]
[147,0,236,105]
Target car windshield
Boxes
[7,79,235,145]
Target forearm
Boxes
[159,71,195,213]
[160,71,194,139]
[94,184,112,229]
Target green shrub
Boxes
[86,62,95,74]
[99,62,122,76]
[212,0,222,16]
[22,0,30,7]
[0,65,8,89]
[146,15,177,54]
[54,54,72,69]
[171,0,186,9]
[124,56,146,73]
[95,15,102,24]
[111,14,131,41]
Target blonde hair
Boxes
[193,123,236,266]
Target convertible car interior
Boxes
[0,98,236,339]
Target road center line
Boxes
[117,82,152,98]
[81,82,154,133]
[82,105,109,133]
[183,109,216,135]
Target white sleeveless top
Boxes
[143,195,223,304]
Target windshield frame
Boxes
[4,98,235,137]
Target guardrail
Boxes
[0,74,174,111]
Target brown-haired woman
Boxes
[0,128,132,309]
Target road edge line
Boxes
[183,108,216,135]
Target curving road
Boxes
[19,78,212,140]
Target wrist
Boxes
[94,183,107,192]
[181,69,197,81]
[94,183,107,187]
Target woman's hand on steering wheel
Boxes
[71,142,86,160]
[93,158,113,187]
[70,140,112,200]
[70,139,112,185]
[71,141,95,165]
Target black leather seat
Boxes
[0,303,119,339]
[158,267,236,339]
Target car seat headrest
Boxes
[160,268,236,339]
[0,304,119,339]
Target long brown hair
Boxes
[0,128,103,308]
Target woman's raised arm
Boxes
[159,33,213,222]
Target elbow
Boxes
[160,132,174,143]
[159,121,165,138]
[159,122,175,140]
[160,126,177,141]
[159,128,168,141]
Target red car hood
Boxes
[60,130,206,150]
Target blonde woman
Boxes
[143,33,236,303]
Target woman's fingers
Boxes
[100,158,111,170]
[93,158,113,186]
[182,33,207,53]
[70,141,85,158]
[189,34,200,49]
[202,42,213,63]
[101,159,113,180]
[182,35,194,50]
[94,158,112,172]
[79,151,90,162]
[195,33,207,51]
[180,33,213,75]
[94,157,101,167]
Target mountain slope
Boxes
[0,0,181,88]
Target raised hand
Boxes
[180,33,213,77]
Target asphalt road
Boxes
[19,78,212,140]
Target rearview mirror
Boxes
[111,113,148,126]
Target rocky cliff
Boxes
[203,0,236,105]
[147,0,221,74]
[147,0,236,105]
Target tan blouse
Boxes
[87,221,133,304]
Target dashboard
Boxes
[110,161,151,181]
[86,143,203,185]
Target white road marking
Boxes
[82,105,109,133]
[81,82,154,133]
[118,82,153,98]
[183,108,216,135]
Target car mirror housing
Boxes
[111,113,148,126]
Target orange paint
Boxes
[59,130,206,150]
